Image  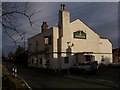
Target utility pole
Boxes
[22,32,26,50]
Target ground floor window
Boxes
[33,57,38,64]
[85,55,91,61]
[45,60,49,65]
[40,58,42,64]
[84,55,95,62]
[32,59,34,64]
[64,57,69,64]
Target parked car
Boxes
[99,59,111,67]
[71,62,98,74]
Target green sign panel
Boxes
[74,30,86,39]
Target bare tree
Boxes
[1,2,41,48]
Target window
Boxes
[34,57,38,64]
[28,43,31,52]
[85,55,91,61]
[45,37,49,45]
[46,60,49,64]
[45,60,49,65]
[64,57,69,64]
[44,36,51,45]
[35,41,39,46]
[32,59,33,64]
[35,41,39,52]
[40,58,42,64]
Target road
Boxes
[17,67,112,88]
[3,61,119,89]
[70,65,120,83]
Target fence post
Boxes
[14,67,17,78]
[12,66,17,78]
[12,67,14,77]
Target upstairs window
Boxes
[32,59,34,64]
[40,58,42,64]
[45,36,49,45]
[35,41,39,47]
[44,35,51,45]
[35,41,39,51]
[28,43,31,52]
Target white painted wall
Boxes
[58,18,112,68]
[28,6,112,69]
[99,39,112,63]
[70,19,100,53]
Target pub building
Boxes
[28,4,112,69]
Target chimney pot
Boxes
[41,22,48,33]
[61,4,65,10]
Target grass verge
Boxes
[2,65,30,89]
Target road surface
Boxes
[3,61,119,89]
[17,66,113,88]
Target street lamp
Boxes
[23,32,26,50]
[20,32,26,50]
[66,42,74,75]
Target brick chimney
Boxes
[41,22,48,33]
[60,4,65,10]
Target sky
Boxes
[2,2,119,56]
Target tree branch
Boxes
[2,2,42,49]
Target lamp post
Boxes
[19,32,26,50]
[23,32,26,50]
[66,42,74,75]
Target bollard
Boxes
[12,66,17,78]
[12,67,15,77]
[14,68,17,78]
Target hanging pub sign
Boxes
[73,30,86,39]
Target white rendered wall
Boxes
[99,39,112,63]
[70,19,100,53]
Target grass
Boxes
[2,65,29,89]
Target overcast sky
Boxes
[2,2,119,56]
